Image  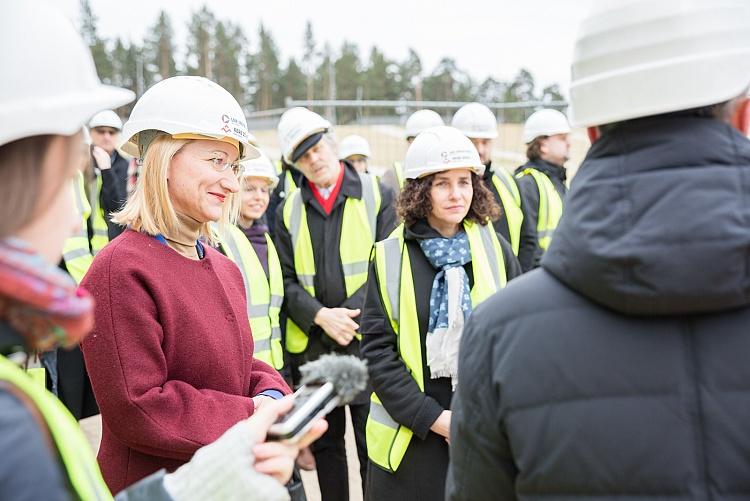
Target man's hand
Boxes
[314,307,360,346]
[91,145,111,170]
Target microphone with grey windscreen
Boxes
[267,354,369,442]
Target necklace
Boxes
[163,236,196,247]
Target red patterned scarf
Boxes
[0,238,93,351]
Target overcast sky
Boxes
[60,0,594,97]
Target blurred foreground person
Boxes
[448,1,750,499]
[0,4,324,501]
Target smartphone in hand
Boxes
[267,382,339,443]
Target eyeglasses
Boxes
[207,156,244,178]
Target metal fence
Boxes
[246,99,588,178]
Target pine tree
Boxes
[252,23,282,111]
[363,47,399,117]
[422,57,474,103]
[334,42,362,123]
[79,0,113,83]
[213,21,245,103]
[144,10,177,85]
[302,20,317,101]
[397,48,423,101]
[186,6,216,78]
[504,68,537,122]
[281,58,307,103]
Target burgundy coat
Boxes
[81,230,289,493]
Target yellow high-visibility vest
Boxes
[62,171,94,284]
[219,224,284,369]
[366,221,507,473]
[274,160,298,197]
[282,172,381,354]
[88,173,110,254]
[516,168,563,251]
[489,167,524,256]
[392,161,405,189]
[0,355,112,500]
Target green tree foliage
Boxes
[397,48,423,101]
[186,6,216,78]
[302,20,317,101]
[504,68,537,122]
[422,57,474,103]
[144,11,177,85]
[213,21,245,100]
[334,42,363,123]
[281,58,307,103]
[79,0,113,83]
[363,47,399,118]
[251,24,282,111]
[80,4,562,122]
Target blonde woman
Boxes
[216,151,284,371]
[80,76,290,493]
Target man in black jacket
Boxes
[88,109,129,240]
[451,102,536,272]
[448,1,750,499]
[275,107,397,501]
[514,108,571,269]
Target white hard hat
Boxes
[522,109,571,144]
[241,150,279,189]
[403,126,484,180]
[0,3,134,148]
[120,76,259,160]
[277,107,331,163]
[338,135,372,160]
[571,0,750,127]
[451,103,498,139]
[405,109,444,139]
[88,110,123,130]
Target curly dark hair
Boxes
[397,171,501,227]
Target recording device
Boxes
[267,354,368,443]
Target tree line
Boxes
[80,1,564,123]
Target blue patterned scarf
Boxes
[419,230,472,388]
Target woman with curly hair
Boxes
[360,126,521,500]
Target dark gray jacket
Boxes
[515,158,567,270]
[448,116,750,500]
[482,162,537,274]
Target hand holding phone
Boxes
[266,354,369,444]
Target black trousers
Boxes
[56,345,99,420]
[311,402,369,501]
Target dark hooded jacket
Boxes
[447,116,750,500]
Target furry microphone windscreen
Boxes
[299,354,368,405]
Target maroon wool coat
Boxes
[81,230,289,493]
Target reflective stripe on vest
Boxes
[282,172,382,354]
[62,171,94,284]
[516,168,563,251]
[219,225,284,369]
[89,174,109,254]
[392,161,405,189]
[0,355,113,500]
[366,221,506,473]
[489,167,524,256]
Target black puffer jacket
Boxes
[447,116,750,500]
